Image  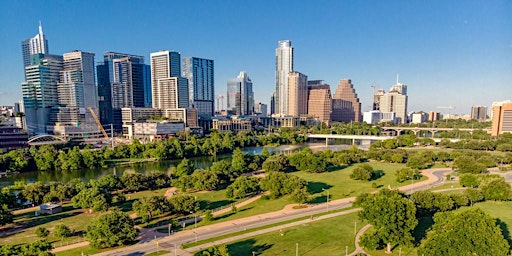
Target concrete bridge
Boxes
[380,126,491,137]
[307,134,460,146]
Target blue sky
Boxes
[0,0,511,114]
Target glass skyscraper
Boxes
[183,57,214,118]
[227,71,254,116]
[150,50,188,110]
[97,52,149,131]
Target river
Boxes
[0,143,354,187]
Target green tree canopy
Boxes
[86,210,138,248]
[418,208,510,256]
[356,189,417,253]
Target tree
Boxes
[225,176,260,199]
[35,227,50,238]
[356,189,417,253]
[0,205,13,226]
[479,177,512,201]
[464,188,484,206]
[53,224,72,239]
[190,169,220,191]
[132,196,170,223]
[174,158,195,177]
[410,190,436,215]
[453,155,486,174]
[71,187,110,212]
[196,244,230,256]
[290,187,310,204]
[395,167,420,183]
[169,194,199,214]
[418,208,510,256]
[459,174,479,188]
[231,148,248,174]
[350,164,375,181]
[262,155,289,172]
[22,182,49,205]
[259,172,307,199]
[121,173,149,192]
[0,240,54,256]
[86,210,138,248]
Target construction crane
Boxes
[88,107,112,147]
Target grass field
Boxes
[54,246,104,256]
[207,211,366,256]
[294,162,424,202]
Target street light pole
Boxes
[322,188,329,212]
[296,243,298,256]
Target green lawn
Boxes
[294,162,424,202]
[54,245,104,256]
[199,211,366,256]
[428,181,462,191]
[0,188,168,247]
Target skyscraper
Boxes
[331,79,362,123]
[21,22,49,72]
[307,81,332,125]
[275,40,293,115]
[470,106,488,121]
[227,71,254,115]
[379,83,408,124]
[150,50,188,110]
[183,57,215,118]
[287,71,308,116]
[491,101,512,136]
[22,53,63,134]
[97,52,149,131]
[54,50,97,126]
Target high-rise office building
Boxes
[287,72,308,116]
[307,81,332,125]
[470,106,487,121]
[491,101,512,136]
[227,71,254,115]
[22,53,63,134]
[21,22,49,72]
[331,79,362,123]
[379,83,408,124]
[54,50,97,126]
[372,89,385,111]
[183,57,214,118]
[150,50,188,110]
[97,52,149,131]
[275,40,293,115]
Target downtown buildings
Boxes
[274,40,293,115]
[227,71,254,116]
[491,101,512,136]
[183,57,215,118]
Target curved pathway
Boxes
[349,224,372,256]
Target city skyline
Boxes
[1,1,511,114]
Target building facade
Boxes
[428,111,440,122]
[379,83,408,124]
[287,72,308,116]
[183,57,214,118]
[227,71,254,115]
[254,102,268,116]
[21,22,49,73]
[150,50,188,109]
[97,52,149,131]
[491,101,512,136]
[307,81,332,125]
[22,53,63,134]
[470,106,488,121]
[331,79,362,123]
[275,40,293,115]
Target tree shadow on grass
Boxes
[370,170,385,181]
[1,205,82,238]
[198,199,236,211]
[307,182,332,194]
[227,238,273,255]
[413,215,434,245]
[496,218,512,248]
[326,165,348,172]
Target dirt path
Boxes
[51,241,89,253]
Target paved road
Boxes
[93,168,453,256]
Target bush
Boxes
[350,167,373,181]
[360,228,384,250]
[54,224,72,239]
[35,226,49,238]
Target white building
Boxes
[21,22,49,70]
[411,112,428,124]
[150,51,188,110]
[275,40,293,115]
[131,121,185,141]
[363,111,396,124]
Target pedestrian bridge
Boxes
[27,135,68,146]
